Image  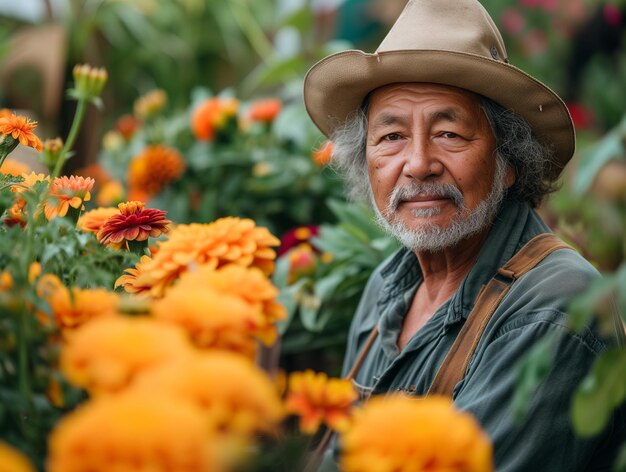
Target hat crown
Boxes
[376,0,508,62]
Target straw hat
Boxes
[303,0,575,175]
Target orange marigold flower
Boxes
[97,201,170,248]
[116,217,280,297]
[60,316,193,395]
[0,271,13,291]
[0,112,42,151]
[77,207,120,234]
[191,97,239,141]
[0,158,29,175]
[248,98,282,123]
[44,175,94,220]
[312,140,333,166]
[176,264,287,346]
[0,441,36,472]
[115,114,142,140]
[285,370,357,434]
[4,172,49,227]
[340,395,494,472]
[152,284,262,358]
[47,393,218,472]
[127,144,185,199]
[131,352,283,439]
[47,285,120,332]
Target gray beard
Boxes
[371,158,508,253]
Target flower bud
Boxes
[71,64,108,101]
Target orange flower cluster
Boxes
[0,158,30,175]
[0,441,35,472]
[45,284,120,333]
[0,112,42,151]
[130,352,283,439]
[340,395,493,472]
[248,98,282,123]
[60,316,193,395]
[115,114,141,140]
[191,97,239,141]
[44,175,95,220]
[152,265,286,356]
[47,393,218,472]
[96,201,171,248]
[5,172,50,227]
[285,370,357,434]
[116,217,280,297]
[127,144,185,200]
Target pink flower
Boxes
[603,4,622,27]
[501,8,526,35]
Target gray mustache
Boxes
[388,183,464,211]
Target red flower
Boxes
[248,99,282,123]
[97,201,171,247]
[566,102,595,130]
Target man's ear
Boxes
[505,164,516,188]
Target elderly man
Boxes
[303,0,625,470]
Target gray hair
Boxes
[329,96,559,208]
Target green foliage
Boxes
[275,199,398,359]
[571,348,626,437]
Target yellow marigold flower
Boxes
[96,201,170,248]
[47,285,120,332]
[96,179,125,206]
[44,175,94,220]
[134,88,167,120]
[341,395,494,472]
[11,171,49,192]
[0,441,36,472]
[116,217,280,297]
[60,316,193,395]
[77,206,120,234]
[312,140,333,166]
[152,284,262,358]
[248,98,282,123]
[285,370,357,434]
[0,158,29,175]
[47,393,218,472]
[127,144,185,200]
[0,112,42,152]
[191,97,239,141]
[177,264,287,346]
[4,172,49,227]
[131,352,283,438]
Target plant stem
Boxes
[52,98,88,178]
[229,0,273,62]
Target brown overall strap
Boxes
[428,232,572,395]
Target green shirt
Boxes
[332,198,625,471]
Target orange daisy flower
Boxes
[0,158,30,175]
[116,217,280,298]
[341,395,493,472]
[44,175,94,220]
[312,140,333,166]
[0,112,42,151]
[96,201,170,248]
[191,97,239,141]
[0,441,36,472]
[4,172,50,227]
[77,207,120,234]
[248,98,282,123]
[46,285,120,333]
[115,114,142,140]
[127,145,185,200]
[285,370,357,434]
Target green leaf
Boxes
[572,349,626,437]
[614,442,626,472]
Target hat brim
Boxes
[304,49,575,175]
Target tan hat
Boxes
[303,0,575,174]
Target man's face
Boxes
[365,83,511,251]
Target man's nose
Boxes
[402,135,443,180]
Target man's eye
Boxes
[383,133,402,141]
[441,132,459,139]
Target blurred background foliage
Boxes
[1,0,626,379]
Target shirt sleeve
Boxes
[454,316,623,472]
